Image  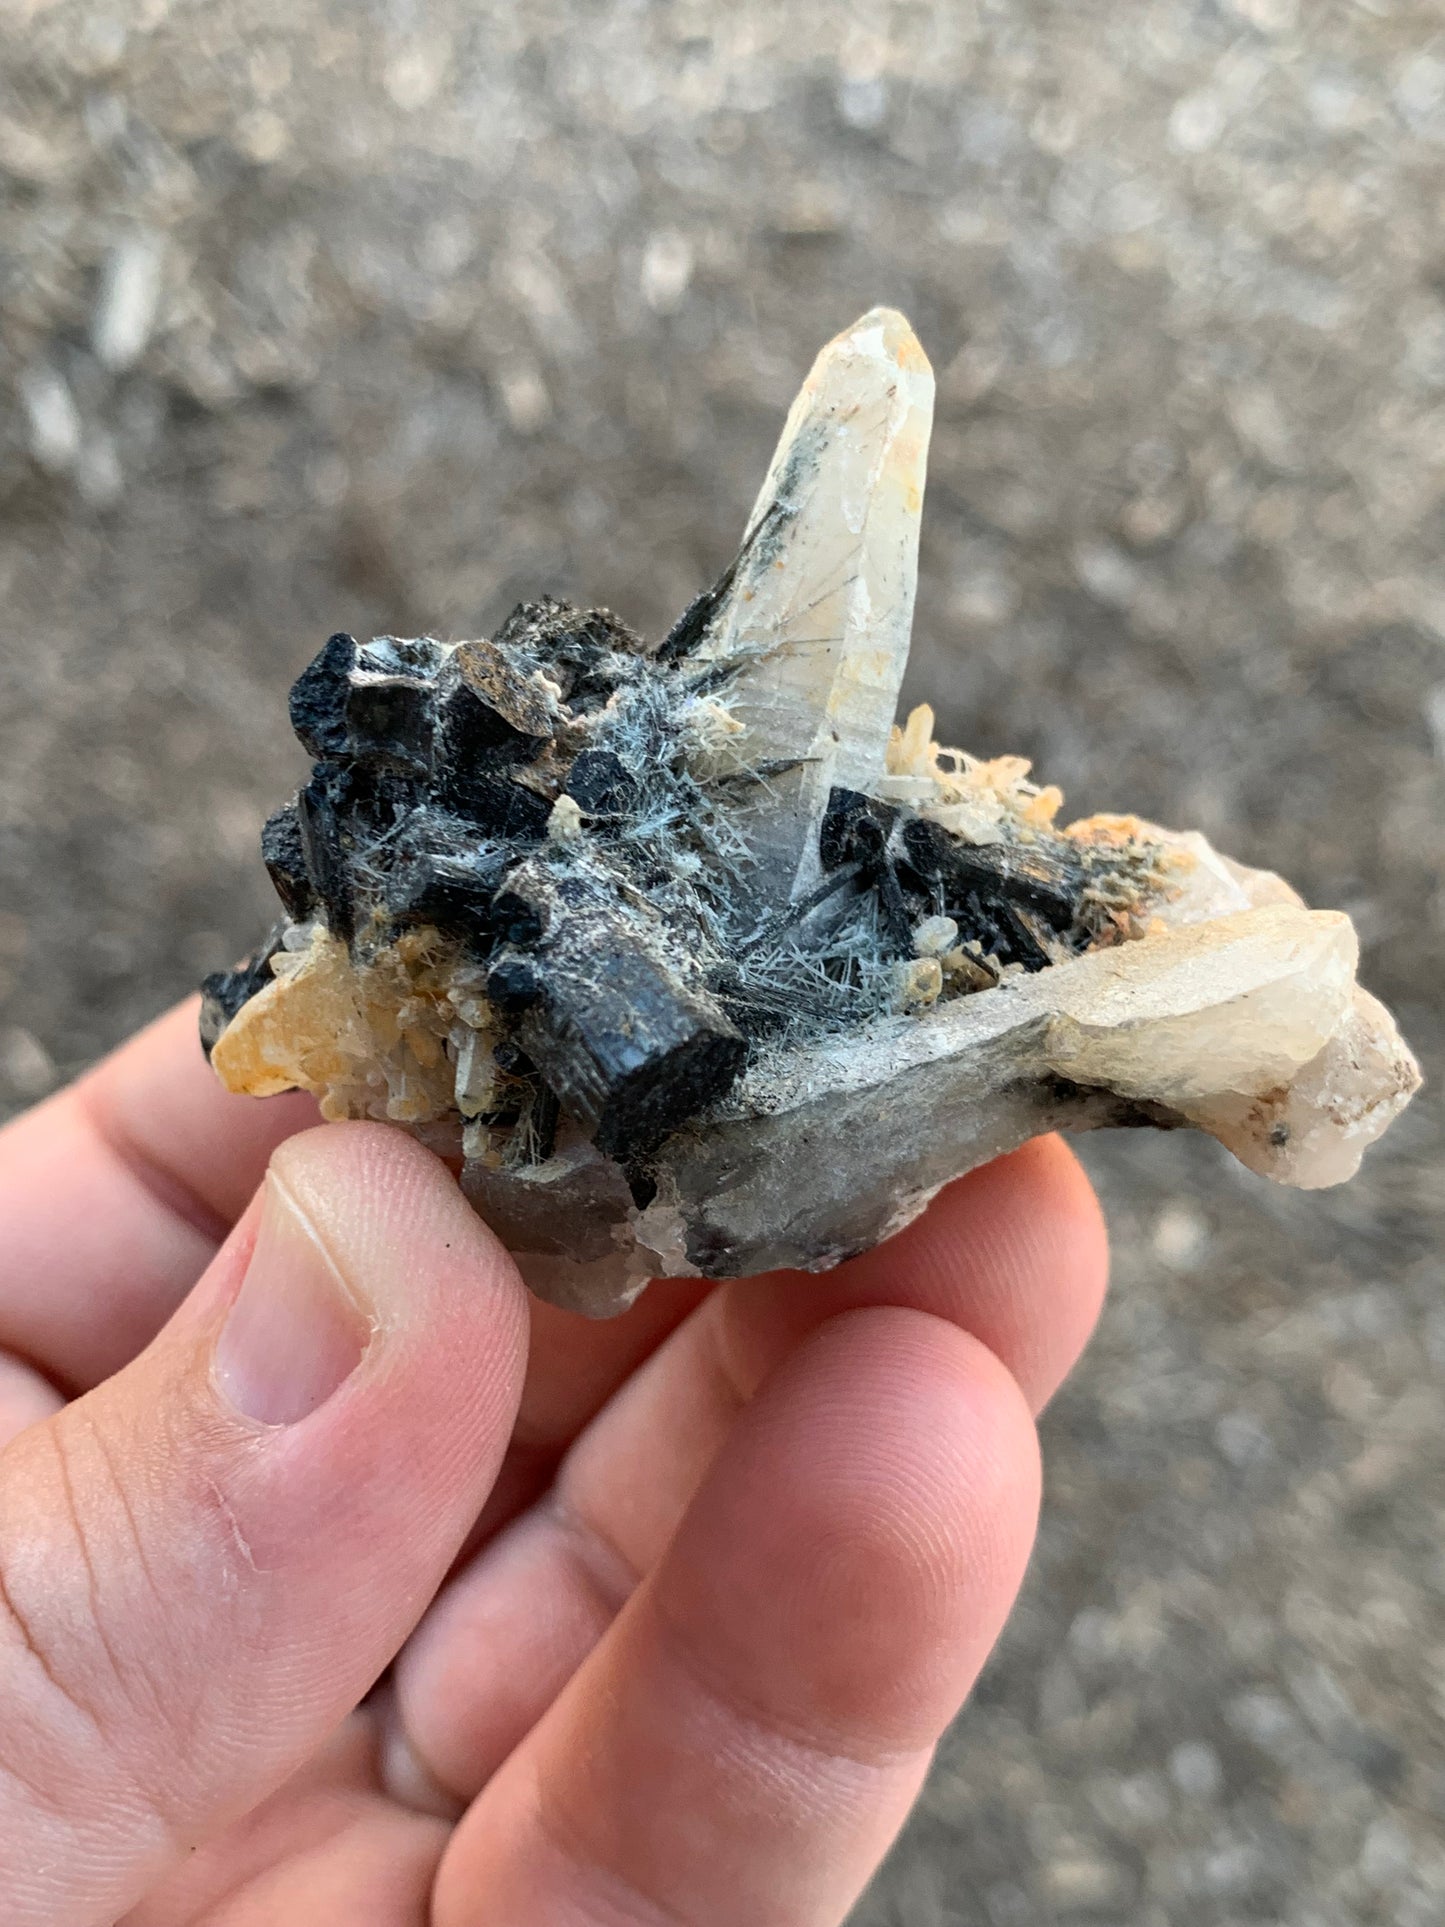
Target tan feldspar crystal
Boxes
[212,925,478,1125]
[204,310,1420,1316]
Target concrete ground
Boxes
[1,2,1441,1920]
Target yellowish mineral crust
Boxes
[212,925,486,1125]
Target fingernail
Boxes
[214,1173,371,1424]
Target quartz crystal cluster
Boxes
[202,310,1421,1316]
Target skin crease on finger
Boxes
[386,1133,1108,1812]
[0,1353,63,1445]
[116,1718,453,1927]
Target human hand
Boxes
[0,998,1107,1927]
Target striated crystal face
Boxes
[202,309,1421,1316]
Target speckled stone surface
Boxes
[1,4,1441,1919]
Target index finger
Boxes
[0,998,318,1390]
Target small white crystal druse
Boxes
[203,311,1421,1316]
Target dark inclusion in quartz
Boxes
[202,594,1092,1181]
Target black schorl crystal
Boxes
[199,925,286,1056]
[499,857,748,1157]
[260,802,315,922]
[288,632,356,761]
[565,748,635,817]
[203,593,1099,1169]
[817,786,1085,974]
[385,841,514,941]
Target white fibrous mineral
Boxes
[202,310,1422,1316]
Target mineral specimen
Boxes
[202,309,1421,1316]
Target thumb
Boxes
[0,1122,528,1927]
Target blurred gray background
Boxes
[1,1,1442,1920]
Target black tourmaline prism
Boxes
[201,580,1102,1184]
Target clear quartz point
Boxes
[691,306,934,901]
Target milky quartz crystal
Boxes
[202,310,1421,1315]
